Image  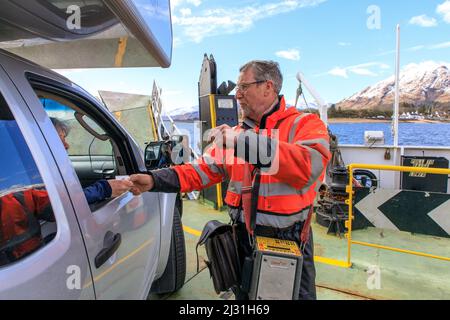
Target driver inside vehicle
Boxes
[51,117,133,204]
[0,117,134,266]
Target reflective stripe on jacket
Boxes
[173,96,331,228]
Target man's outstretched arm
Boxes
[130,168,181,195]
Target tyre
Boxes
[151,206,186,294]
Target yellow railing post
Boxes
[345,165,354,268]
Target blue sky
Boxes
[58,0,450,112]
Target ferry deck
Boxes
[149,198,450,300]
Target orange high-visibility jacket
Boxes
[174,96,331,229]
[0,189,52,261]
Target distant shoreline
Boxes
[328,118,450,124]
[173,118,450,124]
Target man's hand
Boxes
[107,179,134,198]
[129,174,155,196]
[207,124,240,149]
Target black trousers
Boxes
[233,222,317,300]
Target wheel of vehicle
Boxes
[151,206,186,294]
[176,193,183,218]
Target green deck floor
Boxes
[150,200,450,300]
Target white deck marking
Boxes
[427,200,450,235]
[354,189,400,230]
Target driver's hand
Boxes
[107,179,134,197]
[129,174,155,195]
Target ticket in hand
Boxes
[115,175,130,181]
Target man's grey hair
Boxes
[50,117,70,135]
[240,60,283,94]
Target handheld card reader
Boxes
[249,237,303,300]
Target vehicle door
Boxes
[1,55,161,299]
[0,64,94,299]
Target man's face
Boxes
[236,68,273,122]
[236,69,266,119]
[56,127,70,150]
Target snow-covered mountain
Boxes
[167,105,198,116]
[167,101,319,121]
[166,105,199,121]
[295,101,319,110]
[336,61,450,111]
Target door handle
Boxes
[95,232,121,268]
[93,169,115,174]
[93,169,115,179]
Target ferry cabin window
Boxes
[0,94,57,268]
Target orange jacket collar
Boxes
[264,96,299,129]
[243,96,298,130]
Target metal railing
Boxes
[344,164,450,267]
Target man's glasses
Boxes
[236,80,266,92]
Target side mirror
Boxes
[170,135,190,165]
[171,135,183,143]
[145,141,164,170]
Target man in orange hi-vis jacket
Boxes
[130,60,331,300]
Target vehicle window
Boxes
[40,97,113,156]
[0,94,57,267]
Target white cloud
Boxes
[404,41,450,52]
[352,62,389,69]
[377,39,450,56]
[430,41,450,49]
[407,45,426,51]
[376,49,396,57]
[173,37,182,48]
[171,0,183,11]
[350,68,378,77]
[437,0,450,23]
[180,8,192,16]
[324,62,389,78]
[338,42,351,47]
[173,0,327,43]
[328,67,348,78]
[275,49,300,61]
[409,15,438,27]
[171,0,201,12]
[187,0,202,6]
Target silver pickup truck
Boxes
[0,0,186,299]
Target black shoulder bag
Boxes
[196,220,241,294]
